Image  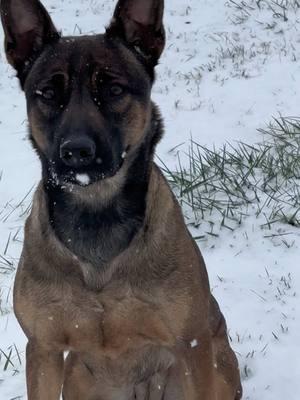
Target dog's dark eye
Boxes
[36,87,56,101]
[110,84,124,97]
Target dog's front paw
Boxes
[134,372,167,400]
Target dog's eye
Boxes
[110,84,124,97]
[36,87,55,101]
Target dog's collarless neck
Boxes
[44,164,150,269]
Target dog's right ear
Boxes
[107,0,165,68]
[0,0,59,83]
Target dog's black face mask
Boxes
[1,0,165,188]
[24,36,153,187]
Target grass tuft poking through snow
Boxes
[161,117,300,239]
[0,344,22,372]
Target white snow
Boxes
[75,173,90,186]
[0,0,300,399]
[190,339,198,348]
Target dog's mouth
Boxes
[64,168,123,187]
[48,151,128,188]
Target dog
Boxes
[1,0,242,399]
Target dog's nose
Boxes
[60,138,96,168]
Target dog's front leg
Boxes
[26,340,64,400]
[159,341,217,400]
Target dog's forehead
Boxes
[31,34,147,81]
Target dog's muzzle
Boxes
[51,138,127,187]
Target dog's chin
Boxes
[49,164,128,207]
[61,171,117,188]
[49,162,124,188]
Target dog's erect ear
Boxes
[107,0,165,66]
[0,0,59,79]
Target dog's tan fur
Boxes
[14,165,242,399]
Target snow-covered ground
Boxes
[1,0,300,398]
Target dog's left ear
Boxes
[0,0,59,82]
[107,0,165,66]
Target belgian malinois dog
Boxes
[1,0,242,399]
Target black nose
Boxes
[60,138,96,168]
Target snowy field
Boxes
[1,0,300,398]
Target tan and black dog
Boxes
[1,0,242,399]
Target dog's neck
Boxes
[45,143,152,268]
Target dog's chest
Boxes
[46,285,175,357]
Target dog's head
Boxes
[0,0,165,193]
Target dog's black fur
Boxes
[48,121,162,267]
